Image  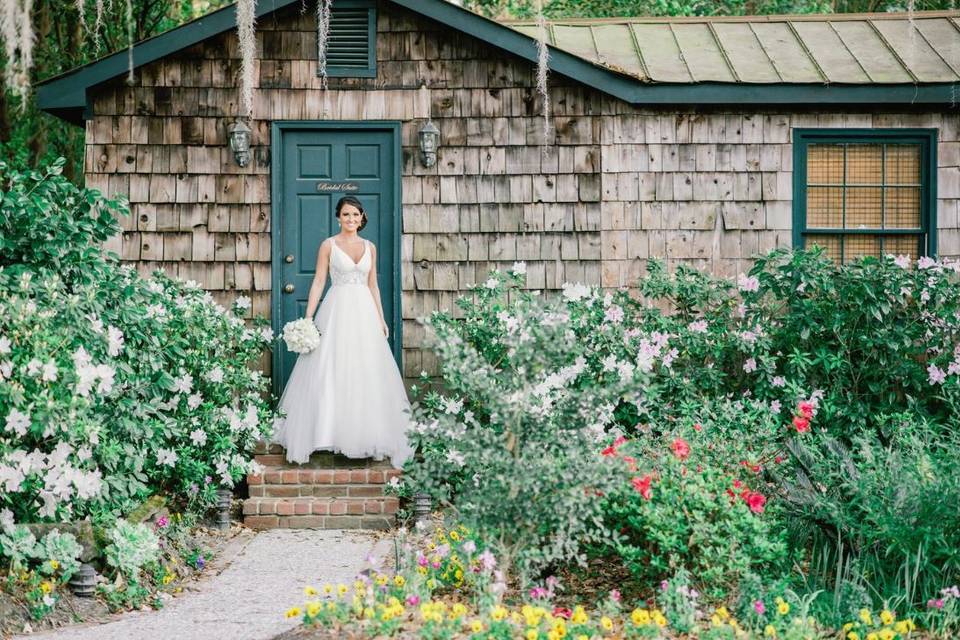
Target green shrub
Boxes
[0,158,278,527]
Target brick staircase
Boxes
[243,443,401,530]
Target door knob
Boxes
[283,283,294,293]
[285,254,294,263]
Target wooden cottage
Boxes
[36,1,960,395]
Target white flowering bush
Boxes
[0,159,278,529]
[281,317,321,354]
[402,265,679,580]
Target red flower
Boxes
[732,479,743,490]
[671,437,691,460]
[693,423,703,432]
[745,491,767,514]
[631,474,653,500]
[792,416,810,433]
[774,455,784,464]
[601,445,618,457]
[614,436,627,447]
[553,607,572,619]
[798,401,814,419]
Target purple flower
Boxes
[754,600,766,615]
[406,594,420,606]
[461,540,476,555]
[743,358,757,373]
[195,556,206,570]
[530,586,548,599]
[155,515,169,529]
[660,580,669,591]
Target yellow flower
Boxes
[284,606,302,619]
[162,573,174,585]
[577,636,589,640]
[48,559,60,570]
[470,619,484,632]
[39,581,53,594]
[847,633,860,640]
[711,614,723,627]
[526,629,540,640]
[895,619,915,634]
[600,615,614,631]
[326,601,336,611]
[304,585,317,596]
[859,609,874,625]
[878,630,895,640]
[844,623,855,631]
[717,606,730,620]
[354,580,367,593]
[337,583,349,596]
[306,601,322,617]
[880,610,895,626]
[375,574,388,586]
[777,601,790,616]
[866,634,879,640]
[451,603,467,618]
[491,605,508,621]
[651,609,667,627]
[417,566,428,575]
[426,578,437,590]
[393,575,406,587]
[631,608,651,626]
[450,530,461,541]
[571,606,589,625]
[322,583,333,595]
[765,625,778,637]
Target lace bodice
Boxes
[329,239,371,286]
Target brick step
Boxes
[243,496,399,518]
[244,514,394,530]
[248,466,401,487]
[250,483,387,498]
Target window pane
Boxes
[808,144,845,184]
[886,187,921,228]
[843,235,881,262]
[808,235,841,263]
[882,234,921,259]
[807,186,843,228]
[846,144,883,184]
[885,144,921,185]
[845,186,883,229]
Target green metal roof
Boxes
[508,11,960,84]
[36,2,960,126]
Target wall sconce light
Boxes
[418,120,440,168]
[228,120,252,168]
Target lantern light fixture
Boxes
[228,120,253,168]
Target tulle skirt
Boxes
[271,283,414,467]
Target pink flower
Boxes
[693,423,702,432]
[745,492,767,514]
[406,594,420,606]
[553,607,572,619]
[792,416,810,433]
[671,437,691,460]
[928,598,945,610]
[530,586,548,599]
[754,600,766,615]
[155,515,169,529]
[417,554,428,567]
[478,549,497,571]
[738,273,760,292]
[631,475,653,500]
[610,589,621,602]
[797,401,814,419]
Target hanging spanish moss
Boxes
[534,0,551,150]
[236,0,257,118]
[316,0,332,89]
[75,0,86,32]
[93,0,105,50]
[0,0,34,104]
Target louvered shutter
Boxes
[321,1,376,77]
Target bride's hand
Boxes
[381,322,389,339]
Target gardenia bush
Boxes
[0,158,278,529]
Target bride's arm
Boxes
[304,240,331,319]
[366,243,389,337]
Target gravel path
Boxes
[21,529,392,640]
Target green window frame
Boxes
[320,0,377,78]
[792,128,938,263]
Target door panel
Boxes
[273,125,399,395]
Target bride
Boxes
[271,196,414,468]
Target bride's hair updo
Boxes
[335,196,368,231]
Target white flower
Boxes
[918,256,937,270]
[891,254,912,269]
[770,400,782,414]
[442,397,463,415]
[743,358,757,373]
[187,393,203,410]
[617,361,635,381]
[484,277,499,290]
[737,273,760,293]
[95,364,116,394]
[183,279,201,290]
[601,354,618,372]
[687,320,708,333]
[145,303,167,319]
[281,318,321,354]
[0,361,11,379]
[156,448,178,467]
[189,429,208,446]
[561,282,591,302]
[928,364,946,385]
[234,295,252,310]
[205,366,225,383]
[0,336,10,354]
[5,408,30,436]
[107,326,125,356]
[173,372,193,394]
[771,376,786,388]
[259,327,275,342]
[0,508,13,532]
[72,346,92,369]
[387,476,401,489]
[146,280,165,294]
[26,358,42,376]
[510,261,527,276]
[446,450,466,467]
[604,305,624,324]
[41,360,58,382]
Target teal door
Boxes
[271,122,401,396]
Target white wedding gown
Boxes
[271,238,414,468]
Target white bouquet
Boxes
[281,318,321,354]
